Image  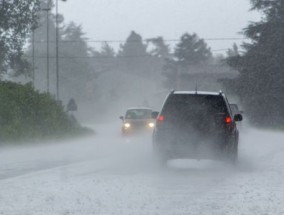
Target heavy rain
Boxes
[0,0,284,214]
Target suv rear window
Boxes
[161,94,228,121]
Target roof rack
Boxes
[170,89,175,94]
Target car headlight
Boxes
[148,122,155,128]
[124,123,131,128]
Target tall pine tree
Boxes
[163,33,212,89]
[226,0,284,126]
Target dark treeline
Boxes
[19,0,235,121]
[0,0,238,122]
[0,0,93,141]
[2,0,284,128]
[222,0,284,127]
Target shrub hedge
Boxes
[0,81,92,142]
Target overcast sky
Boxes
[59,0,261,55]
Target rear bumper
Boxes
[153,129,234,159]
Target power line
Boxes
[26,51,230,59]
[27,37,238,60]
[31,37,246,44]
[26,55,154,59]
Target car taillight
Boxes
[225,116,232,123]
[158,115,164,122]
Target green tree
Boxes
[226,0,284,126]
[119,31,147,57]
[0,0,40,75]
[94,42,116,73]
[59,22,94,102]
[0,81,90,142]
[25,0,59,93]
[147,37,171,59]
[118,31,151,76]
[101,42,115,57]
[175,33,212,67]
[26,2,94,103]
[163,33,212,89]
[226,43,239,57]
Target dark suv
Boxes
[153,91,243,165]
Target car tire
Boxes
[153,144,168,168]
[219,137,238,165]
[226,139,238,165]
[156,154,168,168]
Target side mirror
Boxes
[119,116,124,120]
[151,111,159,119]
[234,114,243,122]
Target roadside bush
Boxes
[0,81,92,142]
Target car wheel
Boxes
[227,139,238,165]
[156,154,168,168]
[219,137,238,165]
[153,144,168,168]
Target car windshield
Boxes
[125,109,152,119]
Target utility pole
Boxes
[56,0,67,100]
[31,12,38,89]
[56,0,59,100]
[32,28,35,88]
[43,7,51,93]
